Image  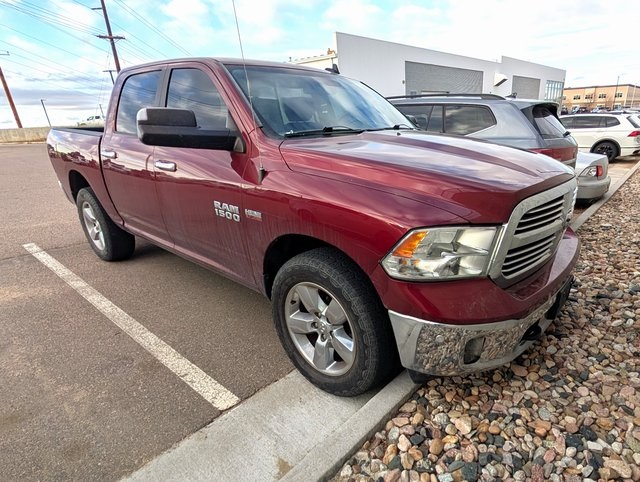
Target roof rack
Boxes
[386,93,505,100]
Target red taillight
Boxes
[597,165,604,177]
[531,146,577,162]
[628,130,640,137]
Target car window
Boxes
[166,68,235,130]
[560,117,574,128]
[427,105,444,132]
[628,116,640,128]
[116,70,162,134]
[394,104,433,130]
[444,105,496,135]
[570,116,603,129]
[531,105,567,139]
[602,117,619,128]
[227,64,410,137]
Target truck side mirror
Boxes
[137,108,241,151]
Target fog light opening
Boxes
[463,336,485,364]
[521,322,542,342]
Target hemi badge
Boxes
[245,209,262,221]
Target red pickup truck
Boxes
[47,58,580,396]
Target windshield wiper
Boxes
[367,124,415,131]
[283,126,364,138]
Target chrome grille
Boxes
[502,234,556,278]
[515,196,564,235]
[489,179,577,287]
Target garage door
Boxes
[405,62,483,95]
[512,75,541,99]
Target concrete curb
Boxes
[281,371,418,482]
[571,158,640,231]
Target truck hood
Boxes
[279,130,574,223]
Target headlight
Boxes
[381,226,498,280]
[581,166,598,177]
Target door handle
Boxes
[155,160,177,172]
[101,150,118,160]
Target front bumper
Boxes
[389,275,574,376]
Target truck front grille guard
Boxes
[488,179,577,288]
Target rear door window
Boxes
[530,105,567,139]
[571,116,603,129]
[444,105,496,135]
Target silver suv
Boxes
[389,94,577,169]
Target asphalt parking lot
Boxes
[0,144,293,480]
[1,143,638,481]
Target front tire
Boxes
[593,141,619,162]
[76,187,135,261]
[271,248,400,396]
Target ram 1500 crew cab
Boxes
[47,58,580,396]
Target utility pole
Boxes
[103,69,116,84]
[94,0,124,72]
[613,75,621,110]
[40,99,51,126]
[0,52,22,128]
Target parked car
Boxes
[560,113,640,161]
[45,58,579,396]
[77,115,104,127]
[389,94,577,168]
[575,151,610,203]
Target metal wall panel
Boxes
[405,61,483,95]
[512,75,541,99]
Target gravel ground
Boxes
[332,170,640,482]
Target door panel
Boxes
[101,68,172,245]
[153,66,253,283]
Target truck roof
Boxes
[118,57,325,75]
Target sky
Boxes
[0,0,638,128]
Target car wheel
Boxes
[271,248,400,396]
[593,141,619,162]
[76,187,135,261]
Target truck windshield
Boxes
[225,64,411,137]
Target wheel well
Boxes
[591,139,620,152]
[263,235,334,298]
[69,170,90,201]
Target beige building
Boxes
[563,84,640,111]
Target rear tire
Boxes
[593,141,619,162]
[76,187,135,261]
[271,248,400,396]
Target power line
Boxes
[69,0,182,61]
[0,42,108,91]
[0,0,102,36]
[1,57,104,99]
[0,23,110,72]
[111,0,191,56]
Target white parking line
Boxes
[22,243,240,411]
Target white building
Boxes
[293,32,565,102]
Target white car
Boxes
[574,151,610,203]
[560,113,640,161]
[77,115,104,127]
